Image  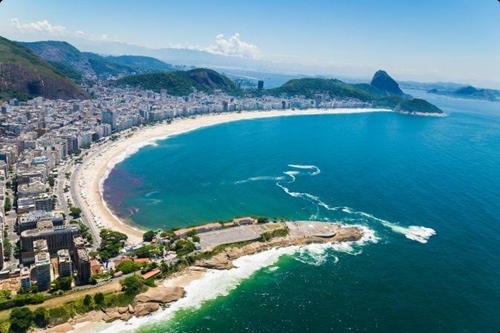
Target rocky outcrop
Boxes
[370,70,404,96]
[134,302,160,317]
[135,286,185,303]
[196,253,234,269]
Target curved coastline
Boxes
[73,108,391,245]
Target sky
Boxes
[0,0,499,87]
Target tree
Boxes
[69,206,81,218]
[143,230,156,242]
[33,307,49,328]
[47,175,55,187]
[9,307,33,333]
[116,260,142,274]
[94,293,104,307]
[120,275,145,295]
[83,294,92,307]
[53,276,72,291]
[4,196,11,212]
[98,229,128,261]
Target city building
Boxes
[74,248,90,285]
[34,251,51,291]
[57,249,72,278]
[20,267,31,290]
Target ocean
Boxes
[103,91,500,332]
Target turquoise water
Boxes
[104,92,500,332]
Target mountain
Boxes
[116,68,242,96]
[268,78,372,101]
[19,40,175,80]
[370,70,404,96]
[268,70,442,114]
[0,36,84,101]
[428,85,499,101]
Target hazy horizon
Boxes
[0,0,499,88]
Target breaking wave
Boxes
[276,166,436,244]
[95,224,377,333]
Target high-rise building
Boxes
[75,248,90,285]
[34,193,53,211]
[57,249,73,278]
[102,110,117,131]
[34,251,51,291]
[21,225,80,265]
[20,267,31,290]
[257,80,264,90]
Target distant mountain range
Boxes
[19,40,176,81]
[427,85,500,101]
[0,36,84,101]
[0,36,443,114]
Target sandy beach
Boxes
[72,108,390,245]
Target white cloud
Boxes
[206,33,260,59]
[9,18,113,42]
[10,18,66,35]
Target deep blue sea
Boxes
[103,91,500,332]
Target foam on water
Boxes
[288,164,321,176]
[342,207,437,244]
[97,224,378,333]
[276,167,436,244]
[235,176,285,184]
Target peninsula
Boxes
[38,219,366,332]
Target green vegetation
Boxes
[116,68,242,96]
[69,206,81,218]
[9,307,33,333]
[260,226,289,242]
[116,260,144,274]
[70,220,93,244]
[3,197,11,212]
[3,239,12,259]
[120,275,146,296]
[269,78,373,101]
[47,175,55,187]
[52,276,72,292]
[0,292,45,311]
[143,230,156,242]
[135,244,162,258]
[98,229,128,261]
[93,293,105,307]
[394,98,443,114]
[47,307,71,326]
[174,239,196,256]
[32,307,48,328]
[0,36,83,101]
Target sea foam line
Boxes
[275,167,436,244]
[96,224,378,333]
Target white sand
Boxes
[73,108,391,244]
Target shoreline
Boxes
[72,108,391,244]
[61,222,375,333]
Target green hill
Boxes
[0,36,84,101]
[268,70,442,114]
[268,78,373,101]
[20,40,174,79]
[116,68,242,96]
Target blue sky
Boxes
[1,0,499,87]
